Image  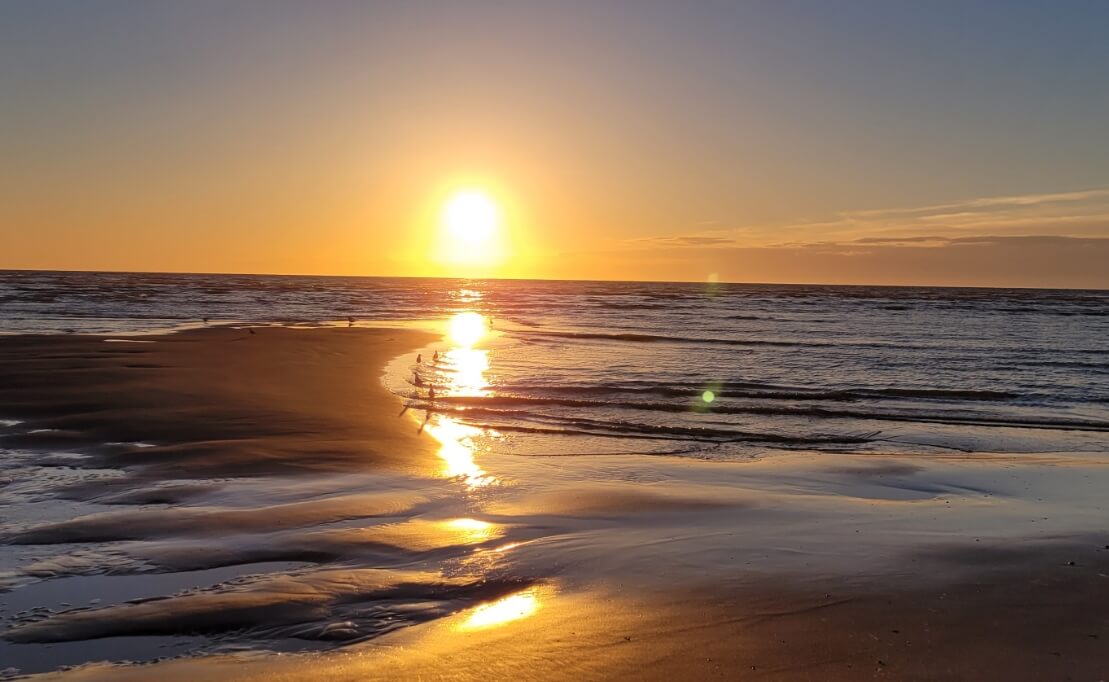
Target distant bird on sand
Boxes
[347,316,355,327]
[202,317,210,324]
[248,328,256,336]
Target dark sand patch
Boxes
[0,327,439,478]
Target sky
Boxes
[2,0,1108,287]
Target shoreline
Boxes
[1,326,1107,680]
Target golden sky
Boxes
[2,2,1108,287]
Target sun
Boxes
[444,190,498,243]
[431,188,510,273]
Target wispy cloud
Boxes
[632,185,1109,250]
[633,235,736,246]
[770,233,1109,256]
[850,187,1109,218]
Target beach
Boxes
[6,0,1109,677]
[1,319,1107,680]
[6,0,1109,674]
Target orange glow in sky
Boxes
[3,3,1108,287]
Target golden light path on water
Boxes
[442,517,499,544]
[421,309,496,489]
[443,347,490,397]
[424,416,495,487]
[419,307,545,632]
[447,311,488,348]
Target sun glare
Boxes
[444,191,498,242]
[448,311,487,347]
[432,188,510,273]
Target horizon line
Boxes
[1,267,1106,293]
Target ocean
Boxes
[3,269,1107,462]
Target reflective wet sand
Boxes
[1,323,1107,679]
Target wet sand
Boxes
[1,327,1107,680]
[32,548,1109,681]
[0,326,440,478]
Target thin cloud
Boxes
[632,185,1109,251]
[850,187,1109,218]
[633,235,736,246]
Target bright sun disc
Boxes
[444,191,498,242]
[431,187,511,272]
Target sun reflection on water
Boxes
[424,416,495,488]
[452,288,484,303]
[413,309,543,633]
[442,517,499,543]
[447,311,487,348]
[418,311,499,488]
[460,589,540,630]
[440,347,490,397]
